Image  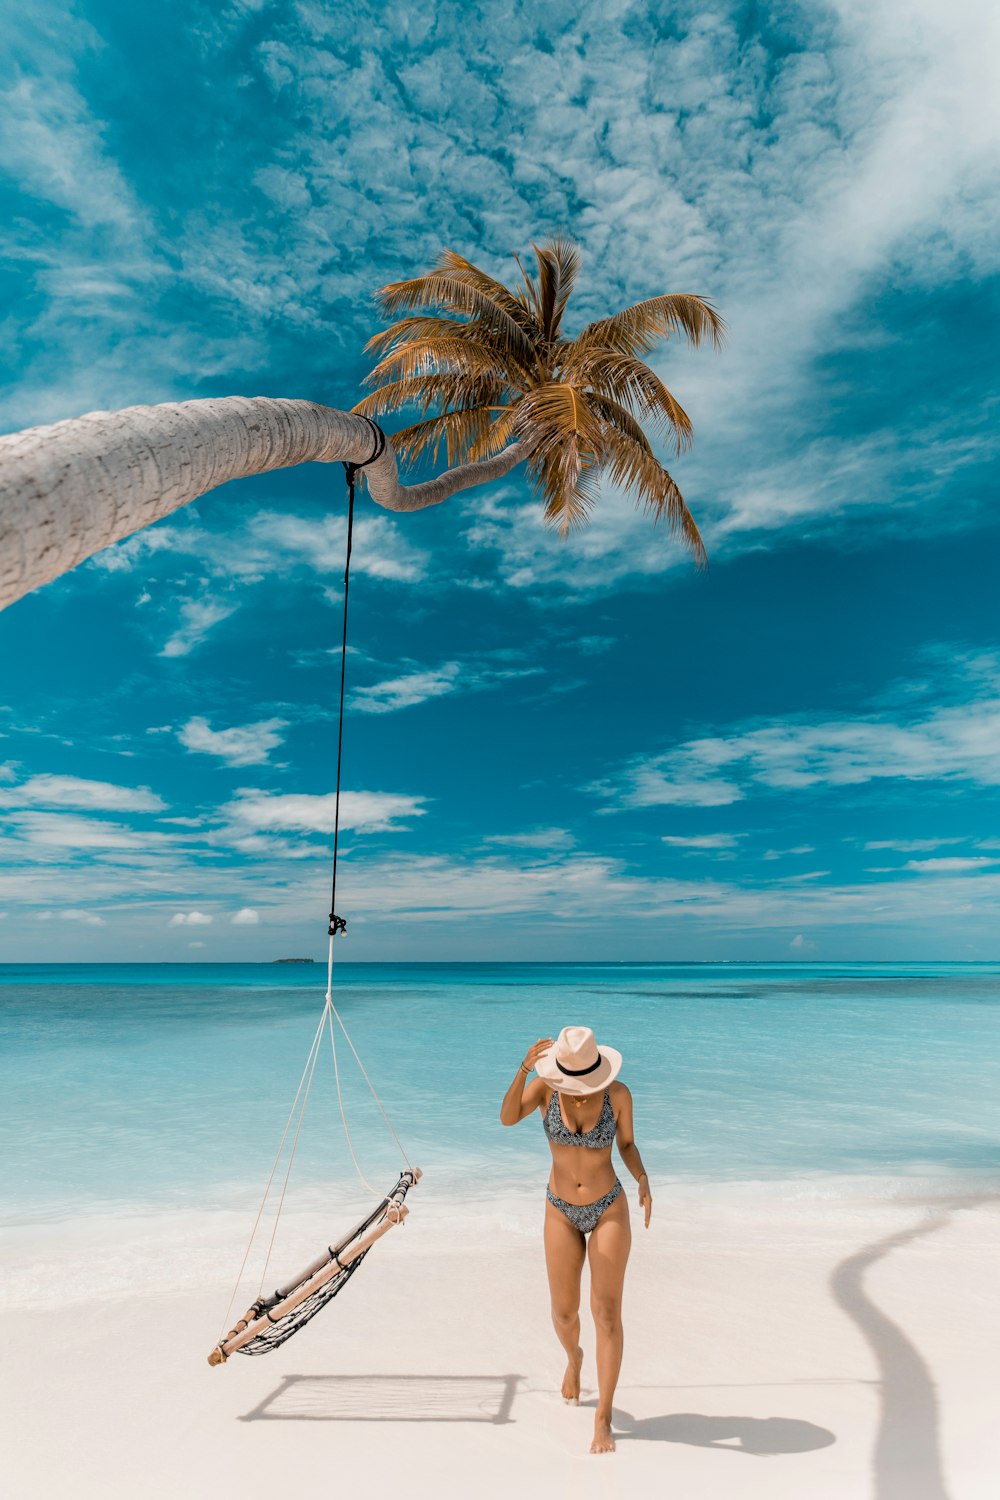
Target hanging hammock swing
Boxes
[209,421,420,1368]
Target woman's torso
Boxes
[541,1086,619,1203]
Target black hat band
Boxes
[557,1052,602,1077]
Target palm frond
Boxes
[532,235,581,340]
[433,250,541,338]
[585,392,655,452]
[563,346,694,450]
[514,382,604,458]
[364,315,477,355]
[366,337,524,389]
[375,274,536,368]
[577,294,726,357]
[601,434,705,562]
[517,382,606,535]
[528,446,603,533]
[466,401,522,461]
[354,372,507,419]
[389,406,497,466]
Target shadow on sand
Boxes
[616,1409,835,1454]
[829,1196,997,1500]
[240,1372,520,1424]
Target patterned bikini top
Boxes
[543,1088,616,1149]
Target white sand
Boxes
[3,1189,998,1499]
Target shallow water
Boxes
[3,961,1000,1229]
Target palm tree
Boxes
[356,237,724,556]
[0,239,723,611]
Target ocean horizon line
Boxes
[2,958,1000,970]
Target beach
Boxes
[3,963,1000,1496]
[4,1191,999,1497]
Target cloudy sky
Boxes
[1,0,999,961]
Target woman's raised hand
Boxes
[522,1038,554,1074]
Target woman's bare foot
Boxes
[590,1414,615,1454]
[561,1346,583,1403]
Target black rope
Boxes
[328,417,386,939]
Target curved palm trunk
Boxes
[0,396,527,612]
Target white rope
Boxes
[218,1004,328,1340]
[256,1002,327,1296]
[326,998,379,1196]
[328,999,414,1172]
[325,928,413,1173]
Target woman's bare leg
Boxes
[543,1200,587,1402]
[586,1192,631,1453]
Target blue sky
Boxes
[1,0,999,961]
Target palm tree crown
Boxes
[354,237,724,557]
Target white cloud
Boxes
[8,813,1000,949]
[601,671,1000,809]
[221,787,427,836]
[763,845,816,860]
[864,838,964,852]
[0,780,164,816]
[352,664,461,715]
[462,489,697,596]
[0,62,146,239]
[903,856,999,874]
[597,749,742,809]
[160,598,238,658]
[0,775,164,812]
[98,510,431,590]
[91,527,194,574]
[178,715,287,767]
[6,812,160,851]
[249,512,428,584]
[351,655,544,714]
[662,833,742,850]
[35,908,106,926]
[231,907,260,924]
[789,935,816,952]
[168,911,213,926]
[483,828,576,850]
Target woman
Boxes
[500,1025,651,1454]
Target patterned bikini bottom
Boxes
[546,1178,623,1234]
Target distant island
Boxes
[272,958,316,964]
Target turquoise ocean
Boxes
[4,960,1000,1236]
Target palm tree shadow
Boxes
[830,1194,998,1500]
[617,1410,835,1454]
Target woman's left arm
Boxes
[613,1083,652,1229]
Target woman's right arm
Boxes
[499,1037,553,1125]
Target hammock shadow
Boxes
[240,1372,521,1425]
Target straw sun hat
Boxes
[534,1025,622,1096]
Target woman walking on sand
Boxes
[500,1026,652,1454]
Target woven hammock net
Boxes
[237,1250,369,1355]
[230,1177,412,1357]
